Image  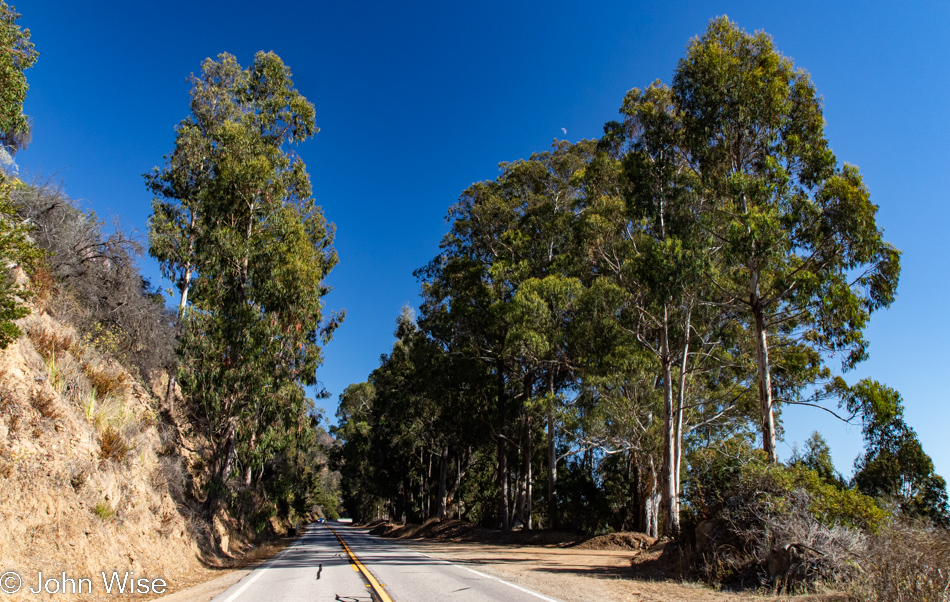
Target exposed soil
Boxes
[0,308,297,601]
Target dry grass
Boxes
[84,359,129,398]
[24,318,78,358]
[852,521,950,602]
[98,426,130,463]
[32,386,63,419]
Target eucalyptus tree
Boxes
[148,52,342,502]
[672,17,900,461]
[575,84,715,537]
[0,1,38,346]
[842,380,949,525]
[334,381,381,521]
[0,0,36,154]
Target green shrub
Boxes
[93,500,115,521]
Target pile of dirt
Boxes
[627,539,688,580]
[574,531,656,551]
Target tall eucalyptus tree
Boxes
[672,18,900,461]
[148,52,342,499]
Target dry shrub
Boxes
[99,426,130,463]
[31,387,63,419]
[29,265,57,308]
[67,459,92,491]
[762,491,866,591]
[687,458,880,591]
[25,320,77,358]
[852,521,950,602]
[84,360,129,398]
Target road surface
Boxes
[210,522,561,602]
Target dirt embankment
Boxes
[0,310,291,600]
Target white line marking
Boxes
[415,552,561,602]
[218,530,309,602]
[459,565,562,602]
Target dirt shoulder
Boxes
[365,520,846,602]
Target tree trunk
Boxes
[497,437,510,531]
[643,457,659,538]
[672,308,691,532]
[751,277,778,462]
[166,210,196,414]
[437,445,449,519]
[629,456,641,532]
[547,408,557,530]
[513,465,524,527]
[659,306,680,538]
[217,419,237,485]
[525,414,533,530]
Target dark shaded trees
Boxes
[844,380,949,526]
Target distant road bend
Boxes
[211,522,561,602]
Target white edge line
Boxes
[417,552,562,602]
[219,568,265,602]
[218,528,310,602]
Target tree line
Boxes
[334,17,946,537]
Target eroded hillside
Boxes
[0,307,209,599]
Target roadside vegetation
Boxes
[333,17,949,600]
[0,0,343,578]
[1,1,946,599]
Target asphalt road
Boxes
[209,523,561,602]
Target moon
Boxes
[561,127,567,135]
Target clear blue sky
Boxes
[13,1,949,479]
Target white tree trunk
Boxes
[644,457,660,539]
[659,306,680,537]
[751,270,777,462]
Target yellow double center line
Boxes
[326,524,394,602]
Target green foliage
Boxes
[0,178,41,347]
[789,431,843,487]
[685,435,885,532]
[0,0,42,339]
[841,380,949,526]
[0,1,37,153]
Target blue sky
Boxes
[13,1,949,478]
